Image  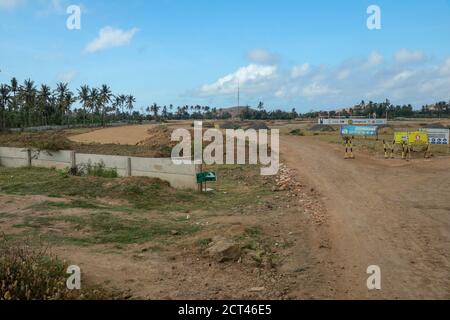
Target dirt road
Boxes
[281,136,450,299]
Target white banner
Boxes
[422,128,449,145]
[318,118,387,125]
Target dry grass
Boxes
[0,236,118,300]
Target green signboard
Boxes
[196,171,217,184]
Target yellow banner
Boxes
[395,131,428,144]
[395,132,409,144]
[408,131,428,144]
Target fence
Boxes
[0,147,199,190]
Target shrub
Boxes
[0,236,72,300]
[77,161,118,178]
[0,236,121,300]
[290,129,304,136]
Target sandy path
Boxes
[69,124,157,145]
[281,136,450,299]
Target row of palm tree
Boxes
[0,78,136,130]
[0,77,237,130]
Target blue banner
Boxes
[341,125,378,136]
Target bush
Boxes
[77,161,118,178]
[0,236,72,300]
[290,129,304,136]
[0,236,121,300]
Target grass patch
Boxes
[0,212,15,221]
[14,211,201,245]
[0,165,273,212]
[30,200,103,211]
[196,238,213,248]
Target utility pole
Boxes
[237,80,240,107]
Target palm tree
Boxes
[10,78,18,96]
[150,103,160,119]
[54,82,70,124]
[126,95,135,115]
[64,91,76,126]
[0,84,11,129]
[99,84,113,126]
[78,85,91,124]
[37,84,52,125]
[20,79,37,127]
[89,88,99,124]
[113,95,124,116]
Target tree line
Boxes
[301,99,450,119]
[0,78,238,130]
[1,78,449,130]
[0,78,137,130]
[239,102,298,120]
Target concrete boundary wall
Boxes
[0,147,198,190]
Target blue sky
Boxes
[1,0,450,112]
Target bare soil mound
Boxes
[309,124,336,132]
[221,121,270,130]
[137,125,176,151]
[0,131,72,151]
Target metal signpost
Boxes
[196,171,217,192]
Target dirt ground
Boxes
[0,177,331,299]
[281,135,450,299]
[69,124,158,145]
[2,121,450,299]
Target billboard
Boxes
[421,128,449,145]
[395,131,429,145]
[341,125,378,136]
[394,132,409,144]
[318,118,387,125]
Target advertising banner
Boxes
[318,118,387,125]
[394,132,409,144]
[341,125,378,136]
[421,128,449,145]
[395,131,429,145]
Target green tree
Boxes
[78,85,91,124]
[99,84,113,126]
[0,84,11,129]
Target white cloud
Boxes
[199,64,277,96]
[367,51,383,66]
[394,49,426,64]
[439,57,450,75]
[382,70,416,89]
[247,48,277,64]
[198,50,450,109]
[337,69,351,80]
[58,70,78,83]
[85,26,139,53]
[291,64,310,78]
[0,0,24,10]
[302,82,339,98]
